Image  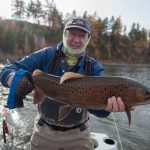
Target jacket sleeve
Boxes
[0,47,55,87]
[87,59,111,118]
[88,109,110,117]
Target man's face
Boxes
[66,28,89,51]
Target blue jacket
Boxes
[0,42,110,117]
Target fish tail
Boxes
[125,105,131,126]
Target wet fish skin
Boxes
[32,70,150,125]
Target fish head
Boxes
[32,69,61,101]
[128,84,150,106]
[122,80,150,126]
[32,69,59,87]
[32,69,44,85]
[142,86,150,103]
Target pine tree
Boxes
[11,0,26,20]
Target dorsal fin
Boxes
[60,72,84,84]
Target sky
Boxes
[0,0,150,31]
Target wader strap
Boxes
[48,51,92,76]
[38,118,87,131]
[48,50,64,74]
[84,55,92,76]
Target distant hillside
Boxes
[0,19,62,61]
[0,18,150,64]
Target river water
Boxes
[0,63,150,150]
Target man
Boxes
[0,17,126,150]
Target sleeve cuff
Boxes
[1,70,16,87]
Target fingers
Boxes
[106,97,113,112]
[130,106,136,111]
[106,96,125,112]
[117,97,125,112]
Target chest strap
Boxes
[48,50,64,74]
[84,55,92,76]
[38,118,88,131]
[48,50,92,76]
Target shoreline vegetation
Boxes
[0,0,150,64]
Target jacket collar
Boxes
[57,41,87,68]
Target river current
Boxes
[0,63,150,150]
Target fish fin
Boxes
[58,105,73,121]
[60,72,84,84]
[33,88,45,104]
[125,105,131,126]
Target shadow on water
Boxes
[0,63,150,150]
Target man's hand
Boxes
[8,72,34,97]
[106,96,135,112]
[15,72,34,97]
[7,71,34,108]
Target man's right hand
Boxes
[7,71,34,108]
[16,72,34,97]
[8,72,34,97]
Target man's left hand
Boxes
[106,96,131,112]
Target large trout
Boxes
[32,69,150,125]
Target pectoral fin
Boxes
[125,105,131,126]
[33,88,46,104]
[60,72,84,84]
[58,104,73,121]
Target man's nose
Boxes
[73,35,81,42]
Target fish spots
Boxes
[32,70,150,122]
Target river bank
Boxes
[0,48,150,66]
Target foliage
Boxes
[0,0,149,64]
[11,0,26,20]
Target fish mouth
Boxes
[141,97,150,105]
[144,88,150,103]
[145,97,150,102]
[136,97,150,106]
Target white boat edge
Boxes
[91,132,118,150]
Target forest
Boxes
[0,0,150,64]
